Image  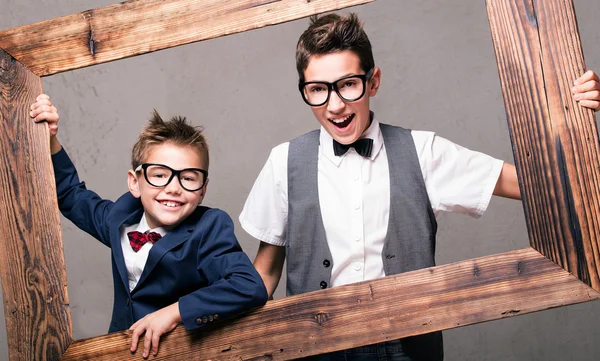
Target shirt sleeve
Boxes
[239,143,290,246]
[411,131,504,218]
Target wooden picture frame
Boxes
[0,0,598,360]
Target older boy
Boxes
[240,13,600,361]
[31,95,268,359]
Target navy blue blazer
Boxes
[52,148,267,332]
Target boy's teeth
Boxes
[332,115,350,123]
[329,113,354,128]
[162,201,180,208]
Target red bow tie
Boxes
[127,231,162,252]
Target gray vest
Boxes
[286,123,443,361]
[286,124,437,295]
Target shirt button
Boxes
[353,202,361,210]
[208,315,214,322]
[353,173,360,181]
[202,317,208,324]
[323,259,331,268]
[196,317,203,325]
[354,263,362,271]
[320,281,328,289]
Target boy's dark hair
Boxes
[131,110,209,170]
[296,13,375,83]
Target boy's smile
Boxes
[127,142,208,229]
[303,50,380,145]
[330,113,355,128]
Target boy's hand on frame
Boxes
[573,70,600,111]
[129,302,182,359]
[30,93,62,154]
[30,94,59,135]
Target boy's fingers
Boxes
[31,105,57,120]
[31,99,53,113]
[130,329,141,353]
[575,70,597,85]
[587,70,600,81]
[36,94,50,102]
[151,333,160,356]
[143,330,153,358]
[573,80,599,94]
[574,90,600,101]
[35,98,52,106]
[578,100,600,111]
[32,104,53,115]
[35,112,59,123]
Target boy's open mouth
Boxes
[159,200,183,208]
[329,113,354,129]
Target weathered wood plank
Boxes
[0,49,72,360]
[61,247,600,361]
[487,0,600,290]
[0,0,375,77]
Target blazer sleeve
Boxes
[178,209,268,330]
[52,148,113,246]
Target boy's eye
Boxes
[151,173,167,179]
[308,85,326,93]
[180,171,200,182]
[146,166,171,179]
[340,80,358,88]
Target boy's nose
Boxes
[164,176,183,194]
[327,91,346,112]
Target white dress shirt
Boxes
[239,117,504,287]
[120,214,168,291]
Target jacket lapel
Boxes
[112,208,144,294]
[132,222,194,292]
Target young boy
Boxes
[239,13,600,360]
[30,95,268,359]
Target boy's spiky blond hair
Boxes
[131,110,209,171]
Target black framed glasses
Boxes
[135,163,208,192]
[299,68,374,107]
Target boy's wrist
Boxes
[50,136,62,155]
[171,302,182,323]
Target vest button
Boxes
[323,259,331,267]
[320,281,328,289]
[126,298,131,306]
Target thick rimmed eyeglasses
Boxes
[135,163,208,192]
[299,68,374,107]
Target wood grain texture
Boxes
[487,0,600,290]
[0,0,375,77]
[61,247,599,361]
[0,49,72,360]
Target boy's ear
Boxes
[127,170,141,198]
[368,66,382,97]
[197,178,209,205]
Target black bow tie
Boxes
[333,138,374,158]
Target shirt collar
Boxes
[320,111,384,166]
[136,213,168,237]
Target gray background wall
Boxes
[1,0,599,360]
